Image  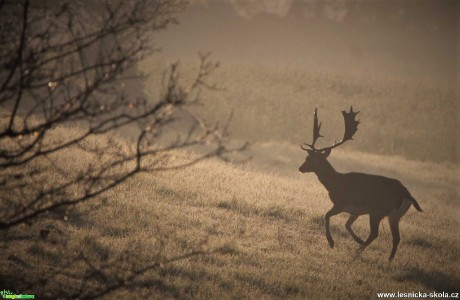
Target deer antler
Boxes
[301,106,359,152]
[319,106,360,152]
[301,108,323,150]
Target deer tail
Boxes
[409,197,423,212]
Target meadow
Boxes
[142,58,458,163]
[1,61,459,299]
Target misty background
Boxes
[138,0,458,167]
[2,1,459,297]
[161,0,456,82]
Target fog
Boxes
[144,0,458,164]
[158,0,456,84]
[2,1,459,298]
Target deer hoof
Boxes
[356,238,365,245]
[328,239,334,248]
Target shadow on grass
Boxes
[309,216,351,239]
[1,231,233,299]
[77,248,233,299]
[233,272,301,298]
[407,237,433,249]
[395,267,460,293]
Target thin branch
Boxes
[5,0,29,132]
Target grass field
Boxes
[141,58,458,163]
[1,61,459,298]
[2,130,459,298]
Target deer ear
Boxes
[307,149,314,156]
[320,148,331,157]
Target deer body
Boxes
[299,107,422,261]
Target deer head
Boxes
[299,107,360,173]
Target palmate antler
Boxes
[301,106,360,152]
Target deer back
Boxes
[327,172,412,215]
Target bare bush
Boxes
[0,0,241,229]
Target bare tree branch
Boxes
[0,0,243,232]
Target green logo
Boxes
[1,290,35,299]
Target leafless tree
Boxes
[0,0,242,230]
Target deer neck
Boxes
[314,159,340,192]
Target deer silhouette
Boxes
[299,107,422,261]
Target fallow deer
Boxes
[299,107,422,261]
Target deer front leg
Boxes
[345,215,365,245]
[325,206,341,248]
[360,213,384,250]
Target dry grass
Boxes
[140,58,458,163]
[2,60,458,298]
[1,124,459,298]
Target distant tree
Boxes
[0,0,240,229]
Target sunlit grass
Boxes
[140,58,457,163]
[2,59,459,298]
[2,122,459,298]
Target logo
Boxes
[0,290,35,299]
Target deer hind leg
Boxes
[345,215,364,245]
[360,214,384,250]
[388,214,401,261]
[325,206,341,248]
[388,199,411,261]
